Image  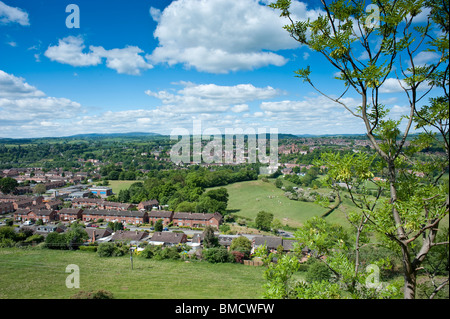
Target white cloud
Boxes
[231,104,249,113]
[45,36,153,75]
[0,70,81,131]
[90,46,153,75]
[148,0,307,73]
[379,77,432,93]
[0,70,45,98]
[145,83,280,113]
[45,36,102,67]
[0,1,29,26]
[412,51,441,67]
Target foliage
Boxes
[255,211,274,231]
[203,247,233,263]
[269,0,449,299]
[97,242,127,257]
[305,259,332,283]
[70,290,114,299]
[0,177,18,194]
[203,225,219,248]
[263,254,300,299]
[154,219,164,232]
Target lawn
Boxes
[210,179,330,228]
[107,180,138,194]
[0,248,266,299]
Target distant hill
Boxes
[66,132,162,138]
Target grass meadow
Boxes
[209,179,347,229]
[0,248,266,299]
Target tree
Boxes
[0,177,18,194]
[33,184,47,195]
[65,222,89,250]
[229,236,252,257]
[203,225,219,248]
[269,0,449,299]
[255,211,274,231]
[154,219,164,232]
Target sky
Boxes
[0,0,443,138]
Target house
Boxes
[102,201,134,211]
[149,231,187,246]
[138,199,159,210]
[82,209,148,225]
[71,198,103,209]
[85,227,113,243]
[44,199,63,210]
[14,209,58,223]
[251,236,298,253]
[58,208,83,222]
[13,196,44,210]
[0,202,14,214]
[111,230,150,243]
[89,186,113,198]
[148,210,174,226]
[34,224,65,236]
[172,212,223,229]
[72,198,134,211]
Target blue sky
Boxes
[0,0,442,138]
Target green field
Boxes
[210,179,334,228]
[0,248,266,299]
[107,180,138,194]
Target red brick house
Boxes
[59,208,83,222]
[0,202,14,214]
[14,209,58,223]
[148,210,174,226]
[111,230,150,242]
[71,198,103,209]
[102,201,134,211]
[138,199,159,210]
[172,212,223,229]
[72,198,134,211]
[13,196,43,210]
[86,227,113,243]
[149,232,188,246]
[82,209,148,225]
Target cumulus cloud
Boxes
[0,70,81,135]
[0,1,29,26]
[0,70,45,98]
[231,104,249,113]
[44,36,153,75]
[44,36,102,67]
[147,0,309,73]
[145,82,280,113]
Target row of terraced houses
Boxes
[13,207,223,229]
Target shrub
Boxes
[44,232,67,250]
[203,247,233,263]
[24,234,45,244]
[97,242,126,257]
[305,260,332,283]
[79,245,98,252]
[70,290,114,299]
[231,250,245,263]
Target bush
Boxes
[70,290,114,299]
[44,232,67,250]
[203,247,233,263]
[141,244,188,260]
[305,260,332,283]
[231,250,245,263]
[97,242,127,257]
[79,245,98,252]
[24,234,45,244]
